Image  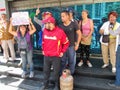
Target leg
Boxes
[78,44,84,66]
[79,44,84,61]
[20,52,27,72]
[109,39,116,68]
[85,45,92,67]
[68,46,76,74]
[43,56,51,86]
[101,44,109,68]
[61,50,68,74]
[115,46,120,86]
[52,57,61,89]
[7,39,15,60]
[27,50,33,72]
[1,40,9,60]
[85,45,90,61]
[27,50,34,78]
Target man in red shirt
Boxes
[40,17,69,90]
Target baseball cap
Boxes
[42,11,52,17]
[42,17,55,24]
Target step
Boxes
[74,76,118,90]
[0,64,118,90]
[75,66,115,80]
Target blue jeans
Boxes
[115,45,120,86]
[61,46,76,74]
[20,50,34,72]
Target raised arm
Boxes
[34,8,42,26]
[9,18,17,36]
[29,18,36,35]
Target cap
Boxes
[42,17,55,24]
[42,11,52,17]
[66,8,74,13]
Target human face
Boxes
[109,14,117,24]
[82,11,88,19]
[45,23,55,30]
[19,25,26,33]
[61,12,69,23]
[1,14,6,21]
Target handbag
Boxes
[102,35,109,43]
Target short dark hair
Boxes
[61,10,69,16]
[108,11,118,19]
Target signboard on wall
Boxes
[0,0,6,15]
[12,12,29,26]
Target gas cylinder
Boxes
[60,69,73,90]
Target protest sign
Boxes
[12,12,29,26]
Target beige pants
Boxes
[1,39,15,60]
[101,38,116,67]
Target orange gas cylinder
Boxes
[60,69,73,90]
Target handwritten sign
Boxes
[12,12,29,26]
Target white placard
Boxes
[12,12,29,26]
[0,0,6,14]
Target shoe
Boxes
[51,65,53,70]
[21,71,26,78]
[29,71,34,78]
[78,61,83,67]
[112,67,116,73]
[87,62,93,67]
[101,64,109,68]
[108,82,120,89]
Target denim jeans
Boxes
[20,50,33,72]
[43,56,61,86]
[61,46,76,74]
[115,45,120,86]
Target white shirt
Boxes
[100,21,120,47]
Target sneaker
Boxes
[21,71,26,78]
[29,71,34,78]
[112,67,116,73]
[101,64,109,68]
[87,62,93,67]
[78,61,83,67]
[51,65,53,70]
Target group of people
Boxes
[0,7,120,90]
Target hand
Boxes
[36,8,40,15]
[29,18,32,24]
[42,51,44,55]
[74,45,79,51]
[59,52,63,57]
[10,17,13,23]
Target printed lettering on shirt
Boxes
[44,35,57,40]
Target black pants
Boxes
[43,56,61,86]
[80,44,90,61]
